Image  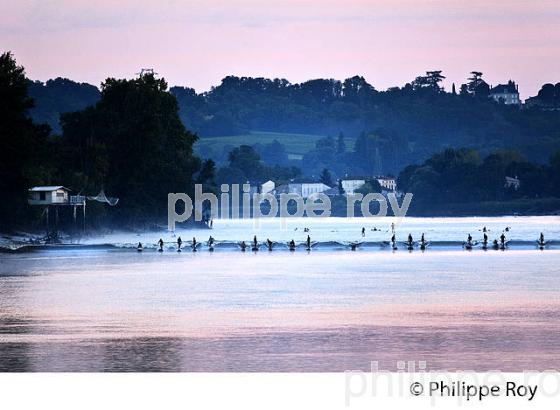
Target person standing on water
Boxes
[362,227,365,237]
[540,232,545,244]
[177,236,182,251]
[158,238,164,251]
[192,237,197,251]
[253,235,258,248]
[306,235,311,249]
[500,233,506,245]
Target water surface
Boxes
[1,217,560,371]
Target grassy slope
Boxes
[195,131,355,157]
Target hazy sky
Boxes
[2,0,559,97]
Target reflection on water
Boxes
[1,224,560,371]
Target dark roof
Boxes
[490,81,518,95]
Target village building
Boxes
[244,180,276,195]
[376,176,397,191]
[28,186,72,205]
[505,176,520,190]
[340,176,397,195]
[489,80,521,105]
[341,178,366,195]
[261,180,275,194]
[275,182,331,199]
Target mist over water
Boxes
[1,216,560,371]
[83,216,560,249]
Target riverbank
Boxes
[406,197,560,217]
[328,197,560,217]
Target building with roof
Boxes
[340,176,397,195]
[28,186,72,206]
[489,80,521,105]
[244,180,276,195]
[341,178,366,195]
[505,176,520,190]
[275,182,331,199]
[376,176,397,191]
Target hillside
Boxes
[26,74,560,177]
[194,131,355,164]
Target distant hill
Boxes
[27,78,100,133]
[27,74,560,175]
[194,131,355,165]
[174,75,560,173]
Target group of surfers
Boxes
[136,227,547,252]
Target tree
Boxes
[197,159,216,186]
[259,139,288,165]
[336,132,346,154]
[0,52,52,228]
[59,71,201,225]
[468,71,484,91]
[466,71,490,97]
[27,77,100,133]
[355,179,382,195]
[319,168,333,186]
[342,76,376,102]
[426,71,446,92]
[549,150,560,195]
[315,136,335,149]
[411,71,445,93]
[228,145,263,180]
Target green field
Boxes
[195,131,354,158]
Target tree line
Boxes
[2,51,560,231]
[1,52,211,229]
[397,148,560,213]
[29,71,560,175]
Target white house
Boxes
[376,176,397,191]
[505,176,520,190]
[341,178,366,195]
[28,186,71,206]
[245,180,276,195]
[261,180,275,194]
[341,176,397,194]
[275,182,331,199]
[489,80,521,105]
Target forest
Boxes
[2,51,560,230]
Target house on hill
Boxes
[275,181,331,199]
[341,176,397,195]
[489,80,521,105]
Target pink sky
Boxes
[1,0,559,98]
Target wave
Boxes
[3,239,559,253]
